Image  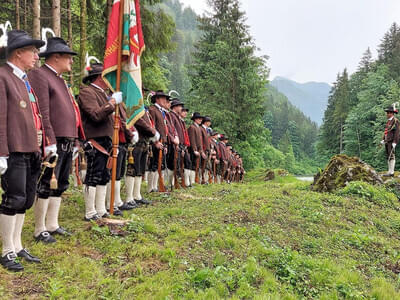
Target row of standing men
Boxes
[0,30,244,272]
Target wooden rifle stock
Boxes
[180,148,186,188]
[213,159,217,184]
[195,156,200,184]
[158,142,166,192]
[75,157,82,186]
[201,156,207,184]
[173,146,180,190]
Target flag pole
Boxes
[110,0,124,215]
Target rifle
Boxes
[180,148,186,188]
[173,145,180,190]
[201,155,207,184]
[221,161,227,183]
[75,156,82,186]
[158,141,166,192]
[195,156,200,184]
[213,159,217,184]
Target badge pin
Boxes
[20,100,27,109]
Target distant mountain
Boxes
[270,76,331,125]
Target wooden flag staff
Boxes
[109,0,124,215]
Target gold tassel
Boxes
[81,154,87,170]
[50,170,58,190]
[128,147,134,164]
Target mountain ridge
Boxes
[271,77,331,125]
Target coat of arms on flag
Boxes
[103,0,145,127]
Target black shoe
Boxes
[35,231,56,243]
[84,214,100,222]
[119,202,134,211]
[17,249,41,263]
[49,227,71,236]
[127,201,139,208]
[136,198,151,205]
[112,209,123,216]
[1,252,24,272]
[102,212,111,218]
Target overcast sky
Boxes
[179,0,400,84]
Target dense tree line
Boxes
[0,0,320,173]
[318,23,400,171]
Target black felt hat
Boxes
[5,30,45,56]
[151,90,171,103]
[82,63,103,84]
[39,37,77,58]
[182,106,189,112]
[202,116,211,124]
[191,112,203,121]
[385,106,398,114]
[170,98,184,108]
[219,135,228,141]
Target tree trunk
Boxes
[339,122,343,153]
[52,0,61,36]
[106,0,113,22]
[16,0,20,29]
[33,0,40,67]
[67,0,74,85]
[24,0,27,29]
[80,0,87,82]
[32,0,40,39]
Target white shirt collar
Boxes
[45,63,61,77]
[202,124,207,129]
[389,116,394,121]
[90,83,105,92]
[7,61,26,81]
[155,103,167,113]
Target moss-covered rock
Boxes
[312,154,383,192]
[264,169,275,181]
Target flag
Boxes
[102,0,145,127]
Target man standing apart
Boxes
[29,37,85,243]
[381,106,400,176]
[0,30,45,271]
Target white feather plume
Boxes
[168,90,180,98]
[40,28,56,53]
[393,102,399,112]
[0,21,12,48]
[84,52,101,75]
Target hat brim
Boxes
[191,116,203,121]
[82,71,103,84]
[182,108,189,112]
[385,109,398,114]
[39,50,78,58]
[7,39,45,55]
[151,94,171,103]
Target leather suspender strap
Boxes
[89,139,110,156]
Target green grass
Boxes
[1,172,400,299]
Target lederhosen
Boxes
[0,65,43,215]
[126,110,155,177]
[78,84,115,187]
[115,105,132,181]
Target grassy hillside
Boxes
[1,172,400,299]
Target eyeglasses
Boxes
[21,47,40,54]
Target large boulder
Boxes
[312,154,383,192]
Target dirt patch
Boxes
[223,210,252,224]
[383,260,400,274]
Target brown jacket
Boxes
[383,117,400,144]
[218,142,228,161]
[148,105,167,143]
[135,111,156,139]
[200,126,210,152]
[78,84,114,139]
[29,64,83,143]
[188,123,202,152]
[169,111,185,145]
[0,65,42,156]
